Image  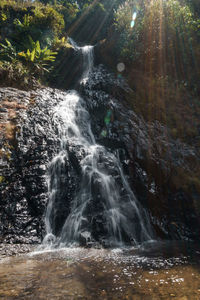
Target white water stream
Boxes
[43,41,153,247]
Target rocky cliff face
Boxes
[0,88,63,243]
[82,65,200,240]
[0,64,199,245]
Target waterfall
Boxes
[80,46,94,85]
[43,41,153,248]
[68,37,94,85]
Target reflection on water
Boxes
[0,241,199,299]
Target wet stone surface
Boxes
[81,65,200,241]
[0,243,34,260]
[0,241,199,300]
[0,88,71,244]
[0,64,200,245]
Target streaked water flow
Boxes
[80,45,94,84]
[44,41,153,247]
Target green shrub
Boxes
[0,39,17,62]
[32,6,64,35]
[18,38,57,74]
[112,0,200,111]
[55,3,79,28]
[0,2,65,48]
[52,36,72,50]
[13,13,32,30]
[0,60,35,89]
[0,175,5,183]
[114,0,200,75]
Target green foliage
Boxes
[13,14,32,30]
[52,36,72,49]
[55,3,79,28]
[115,0,134,33]
[32,5,64,34]
[0,39,17,62]
[0,1,65,49]
[108,0,200,152]
[68,1,109,43]
[114,0,200,81]
[0,60,34,89]
[0,176,5,183]
[18,39,57,73]
[0,11,7,22]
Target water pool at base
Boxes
[0,241,199,299]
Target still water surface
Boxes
[0,241,199,299]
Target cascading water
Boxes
[80,46,94,85]
[43,41,154,247]
[68,37,94,85]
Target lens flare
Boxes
[132,12,137,21]
[131,11,137,28]
[117,62,125,72]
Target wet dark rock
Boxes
[79,231,92,247]
[0,88,70,244]
[49,46,83,90]
[80,65,200,241]
[0,107,7,112]
[0,64,200,246]
[0,243,34,260]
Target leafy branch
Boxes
[18,39,57,73]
